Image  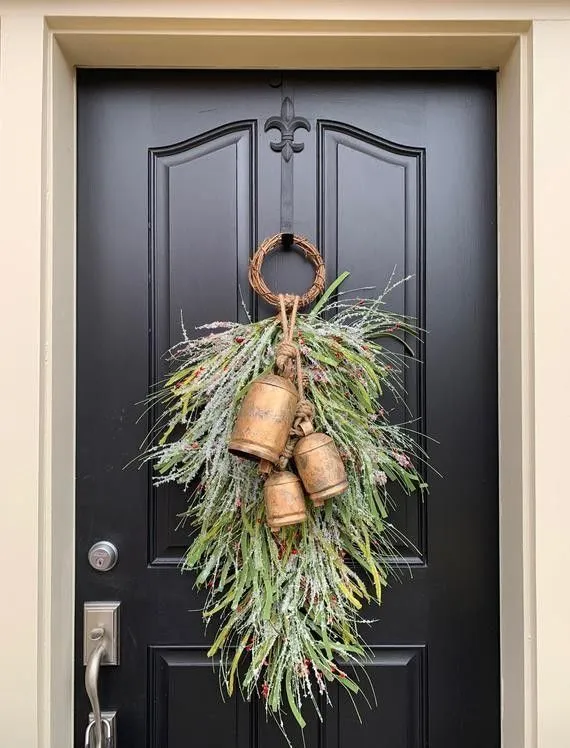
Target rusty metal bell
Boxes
[229,373,298,464]
[293,432,348,506]
[264,470,307,530]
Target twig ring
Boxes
[248,234,326,309]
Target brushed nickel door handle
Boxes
[82,602,120,747]
[84,627,107,748]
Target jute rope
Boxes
[250,233,322,474]
[249,234,326,309]
[275,294,314,471]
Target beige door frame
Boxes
[1,5,569,748]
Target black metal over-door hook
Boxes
[264,96,310,249]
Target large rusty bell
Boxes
[229,373,298,464]
[264,470,307,530]
[293,432,348,506]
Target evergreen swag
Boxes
[141,271,427,737]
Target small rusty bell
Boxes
[264,470,307,530]
[229,373,298,464]
[293,432,348,506]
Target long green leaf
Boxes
[285,671,306,728]
[309,271,351,317]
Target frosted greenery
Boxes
[141,276,427,737]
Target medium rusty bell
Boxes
[264,470,307,530]
[229,373,298,464]
[293,432,348,506]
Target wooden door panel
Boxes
[150,647,426,748]
[318,119,426,563]
[76,70,498,748]
[325,647,426,748]
[149,121,257,566]
[150,648,252,748]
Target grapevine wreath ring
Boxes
[141,234,427,742]
[248,233,326,309]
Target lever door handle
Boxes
[83,602,119,747]
[84,627,108,748]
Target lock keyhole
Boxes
[88,541,119,572]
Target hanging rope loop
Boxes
[274,294,299,382]
[267,294,316,471]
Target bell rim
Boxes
[228,439,279,464]
[267,511,307,528]
[309,480,349,502]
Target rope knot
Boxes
[278,439,296,471]
[282,293,298,309]
[275,341,298,378]
[292,399,315,437]
[276,341,297,360]
[295,399,314,420]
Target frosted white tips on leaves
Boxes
[140,277,428,738]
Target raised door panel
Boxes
[150,648,252,748]
[149,122,257,565]
[318,121,426,564]
[150,647,426,748]
[326,647,427,748]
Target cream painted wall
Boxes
[0,0,564,21]
[531,22,570,745]
[0,3,569,748]
[0,15,47,748]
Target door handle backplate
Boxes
[83,601,120,665]
[85,710,117,748]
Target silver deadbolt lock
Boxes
[88,541,119,572]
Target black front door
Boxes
[76,70,499,747]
